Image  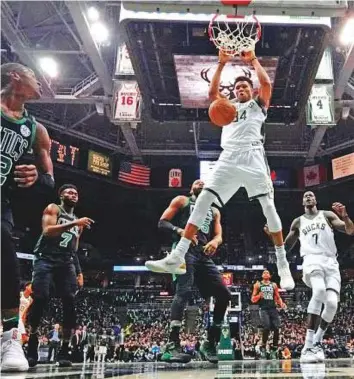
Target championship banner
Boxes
[112,80,142,122]
[115,44,134,76]
[306,83,335,126]
[315,48,334,81]
[169,169,182,188]
[222,272,233,287]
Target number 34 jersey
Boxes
[221,97,267,151]
[299,211,337,258]
[34,205,79,262]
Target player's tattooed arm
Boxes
[204,208,222,256]
[284,217,300,252]
[325,205,354,235]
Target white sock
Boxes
[174,237,191,257]
[275,245,287,264]
[304,329,315,349]
[314,327,326,344]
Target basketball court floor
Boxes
[1,359,354,379]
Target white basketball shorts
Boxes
[302,254,341,294]
[204,146,274,206]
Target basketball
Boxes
[208,98,237,127]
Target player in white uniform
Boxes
[284,191,354,363]
[146,49,294,290]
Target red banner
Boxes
[222,272,233,287]
[298,164,327,188]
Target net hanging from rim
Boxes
[208,14,261,56]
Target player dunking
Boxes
[27,184,93,367]
[146,49,294,291]
[251,270,286,360]
[284,192,354,363]
[158,180,231,363]
[1,63,54,372]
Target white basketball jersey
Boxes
[114,83,140,120]
[309,86,333,123]
[221,98,267,151]
[299,211,337,257]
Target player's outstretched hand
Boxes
[332,202,348,219]
[281,302,287,309]
[218,49,232,64]
[76,217,94,229]
[203,240,218,256]
[240,49,256,63]
[14,164,38,188]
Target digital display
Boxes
[50,139,80,167]
[270,168,291,188]
[87,150,112,177]
[332,152,354,180]
[174,55,278,108]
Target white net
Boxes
[209,15,261,56]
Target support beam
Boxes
[345,82,354,99]
[192,122,199,157]
[23,48,85,55]
[65,1,113,96]
[335,42,354,100]
[1,3,55,97]
[68,111,96,129]
[28,95,110,104]
[118,123,142,158]
[305,125,328,164]
[36,117,128,153]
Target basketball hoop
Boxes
[208,14,261,56]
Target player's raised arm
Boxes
[325,204,354,235]
[284,217,300,252]
[240,50,272,108]
[208,50,232,101]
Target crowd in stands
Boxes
[25,279,354,363]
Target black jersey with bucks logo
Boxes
[34,205,80,262]
[1,109,37,202]
[258,281,276,309]
[172,196,214,246]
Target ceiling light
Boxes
[340,18,354,46]
[87,7,100,22]
[39,57,58,78]
[90,22,109,44]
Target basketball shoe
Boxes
[276,260,295,290]
[300,348,318,363]
[1,328,29,372]
[161,342,191,363]
[145,251,186,275]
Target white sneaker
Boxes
[145,251,186,274]
[276,260,295,290]
[300,348,319,363]
[313,342,325,362]
[1,328,29,372]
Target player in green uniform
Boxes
[1,63,54,372]
[251,270,286,359]
[26,184,94,367]
[153,179,231,363]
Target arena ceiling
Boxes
[1,0,354,163]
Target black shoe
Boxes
[161,342,191,363]
[200,340,218,363]
[27,333,39,368]
[56,343,72,367]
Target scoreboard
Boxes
[50,139,80,167]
